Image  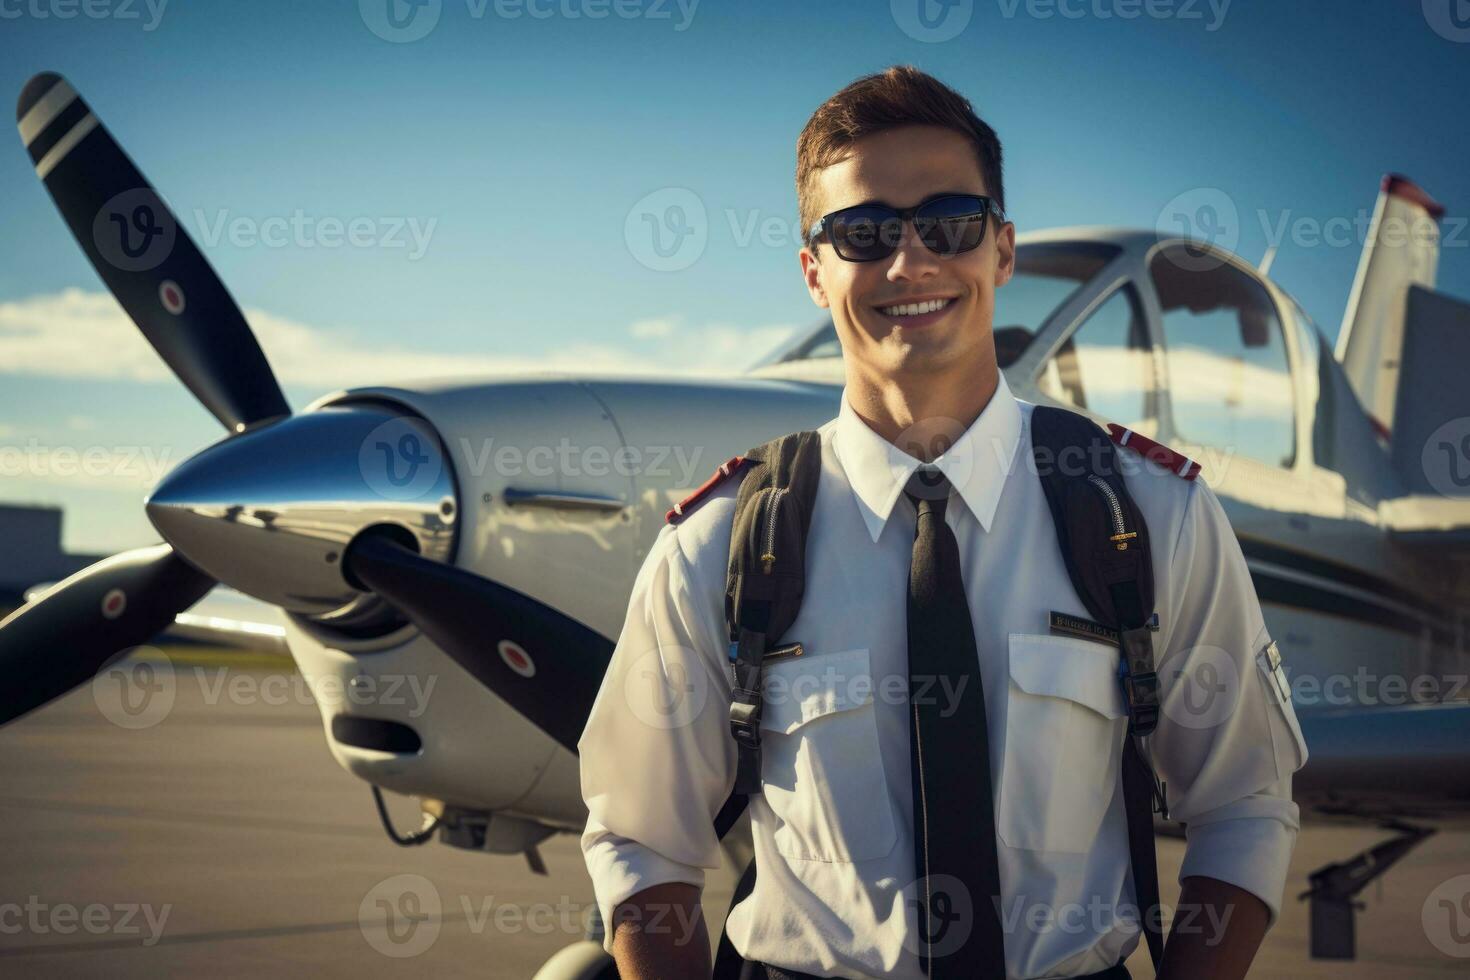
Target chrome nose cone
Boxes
[147,404,457,618]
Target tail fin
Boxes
[1334,174,1445,436]
[1388,284,1470,498]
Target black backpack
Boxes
[706,405,1168,977]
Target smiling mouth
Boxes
[875,297,956,318]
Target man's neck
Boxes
[844,356,1000,462]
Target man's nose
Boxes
[886,219,941,281]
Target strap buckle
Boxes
[729,700,761,747]
[1122,670,1160,736]
[1118,625,1160,737]
[728,631,768,795]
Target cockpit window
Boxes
[760,241,1121,368]
[1149,246,1296,468]
[994,242,1121,367]
[1037,285,1157,435]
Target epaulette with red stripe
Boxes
[666,456,750,524]
[1105,424,1201,481]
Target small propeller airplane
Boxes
[5,71,1469,975]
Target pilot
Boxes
[579,65,1307,980]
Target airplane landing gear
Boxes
[1298,820,1435,959]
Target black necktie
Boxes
[905,468,1006,978]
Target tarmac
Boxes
[0,653,1466,978]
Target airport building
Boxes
[0,503,102,603]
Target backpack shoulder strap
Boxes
[714,429,822,833]
[711,430,821,980]
[1029,404,1167,970]
[1028,405,1156,632]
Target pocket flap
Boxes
[1008,633,1126,720]
[759,648,874,734]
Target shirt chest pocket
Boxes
[757,648,897,864]
[999,633,1127,854]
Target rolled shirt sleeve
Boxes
[1149,479,1309,926]
[578,521,737,952]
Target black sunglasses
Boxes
[807,194,1004,262]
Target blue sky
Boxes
[2,0,1468,553]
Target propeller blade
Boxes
[15,71,289,432]
[344,533,613,753]
[0,544,216,726]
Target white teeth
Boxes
[878,298,952,317]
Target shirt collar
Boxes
[833,372,1024,543]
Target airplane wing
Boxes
[23,581,289,654]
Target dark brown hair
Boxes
[795,65,1005,241]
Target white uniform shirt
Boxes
[579,373,1308,979]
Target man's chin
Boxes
[879,339,959,377]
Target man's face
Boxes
[799,124,1015,385]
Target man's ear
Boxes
[799,246,830,309]
[993,220,1017,288]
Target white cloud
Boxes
[0,290,801,390]
[629,316,678,339]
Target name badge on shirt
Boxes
[1048,610,1159,647]
[1048,611,1119,647]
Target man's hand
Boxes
[1157,875,1269,980]
[610,881,710,980]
